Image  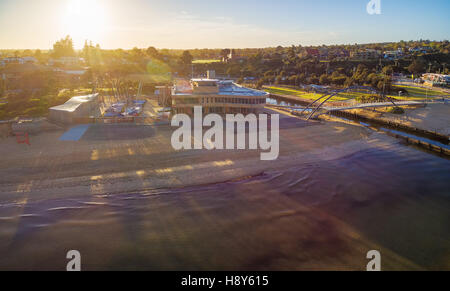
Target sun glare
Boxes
[63,0,108,48]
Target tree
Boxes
[319,74,329,85]
[309,74,319,84]
[146,46,160,59]
[220,49,231,59]
[382,65,394,76]
[377,76,392,93]
[297,73,306,84]
[275,75,282,85]
[0,79,5,97]
[52,35,75,58]
[82,41,102,66]
[366,73,379,87]
[288,75,298,86]
[344,77,354,87]
[34,49,44,63]
[256,79,265,89]
[130,47,144,63]
[82,40,91,65]
[408,59,426,75]
[180,50,193,65]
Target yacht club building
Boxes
[172,78,268,115]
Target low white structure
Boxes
[49,94,99,124]
[48,57,83,66]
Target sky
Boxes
[0,0,449,50]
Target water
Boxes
[266,97,305,107]
[379,128,450,150]
[0,144,449,271]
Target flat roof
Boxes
[191,78,219,82]
[174,81,267,97]
[50,94,98,113]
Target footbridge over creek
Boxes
[266,86,428,120]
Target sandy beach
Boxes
[347,103,450,137]
[0,112,449,270]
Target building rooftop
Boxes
[191,78,219,82]
[174,80,268,97]
[218,82,268,96]
[49,94,98,113]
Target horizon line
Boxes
[0,39,449,52]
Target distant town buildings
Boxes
[351,49,381,60]
[299,48,320,58]
[48,56,83,67]
[0,57,37,67]
[223,49,247,63]
[298,47,349,60]
[383,48,404,60]
[409,46,434,54]
[422,73,450,87]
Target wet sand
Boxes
[349,103,450,137]
[0,112,449,270]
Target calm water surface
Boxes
[0,143,449,270]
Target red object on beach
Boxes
[14,132,31,146]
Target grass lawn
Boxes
[192,59,222,64]
[264,86,355,101]
[393,85,449,99]
[265,85,449,104]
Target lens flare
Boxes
[63,0,108,48]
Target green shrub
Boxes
[23,106,46,117]
[387,107,405,114]
[356,94,386,103]
[28,99,41,106]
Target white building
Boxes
[384,49,404,60]
[172,78,267,116]
[49,94,99,124]
[48,57,83,66]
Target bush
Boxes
[29,99,41,106]
[356,94,386,103]
[387,107,405,114]
[256,79,265,89]
[22,106,46,117]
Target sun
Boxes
[63,0,108,48]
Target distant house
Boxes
[318,48,329,59]
[303,48,320,58]
[409,46,434,54]
[384,49,404,60]
[328,49,349,60]
[351,49,381,60]
[48,57,83,67]
[53,68,87,76]
[224,49,247,63]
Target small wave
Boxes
[47,206,87,212]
